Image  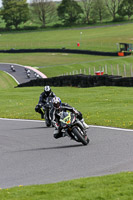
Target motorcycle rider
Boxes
[35,86,56,119]
[51,97,89,139]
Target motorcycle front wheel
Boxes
[72,127,89,145]
[45,112,51,127]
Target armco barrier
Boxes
[0,48,131,56]
[16,74,133,88]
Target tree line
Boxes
[0,0,133,30]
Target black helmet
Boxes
[44,86,51,95]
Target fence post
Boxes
[117,64,119,76]
[94,66,95,75]
[89,67,91,75]
[131,64,133,77]
[124,64,126,77]
[99,66,102,71]
[80,69,82,74]
[111,65,113,75]
[105,65,107,74]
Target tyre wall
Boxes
[0,48,131,56]
[17,74,133,88]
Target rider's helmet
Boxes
[44,85,51,95]
[53,97,61,110]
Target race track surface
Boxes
[0,63,45,84]
[0,119,133,189]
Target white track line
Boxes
[89,125,133,132]
[0,118,43,123]
[0,118,133,132]
[4,71,20,84]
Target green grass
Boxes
[0,53,133,77]
[0,172,133,200]
[0,71,17,89]
[38,54,133,77]
[0,82,133,129]
[0,23,133,52]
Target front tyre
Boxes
[72,127,89,145]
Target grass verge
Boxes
[0,172,133,200]
[0,71,17,89]
[0,83,133,129]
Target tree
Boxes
[31,0,57,28]
[81,0,93,24]
[57,0,83,25]
[118,0,133,20]
[1,0,29,29]
[104,0,122,21]
[91,0,109,23]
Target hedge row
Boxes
[17,74,133,88]
[0,48,131,56]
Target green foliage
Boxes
[57,0,83,25]
[80,0,93,24]
[118,0,133,20]
[31,0,57,28]
[1,0,29,29]
[91,0,110,23]
[104,0,122,21]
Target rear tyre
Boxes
[45,112,51,127]
[45,121,51,127]
[72,127,89,145]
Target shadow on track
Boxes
[12,126,52,130]
[11,144,84,153]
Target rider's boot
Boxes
[53,128,67,138]
[41,112,44,119]
[81,119,89,129]
[53,128,63,139]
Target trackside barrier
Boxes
[17,74,133,88]
[0,48,131,56]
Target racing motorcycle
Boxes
[59,111,89,145]
[42,97,54,127]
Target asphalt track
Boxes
[0,118,133,189]
[0,63,46,84]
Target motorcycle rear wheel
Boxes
[45,111,51,127]
[72,127,89,145]
[45,120,51,127]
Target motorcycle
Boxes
[59,111,89,145]
[42,97,54,127]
